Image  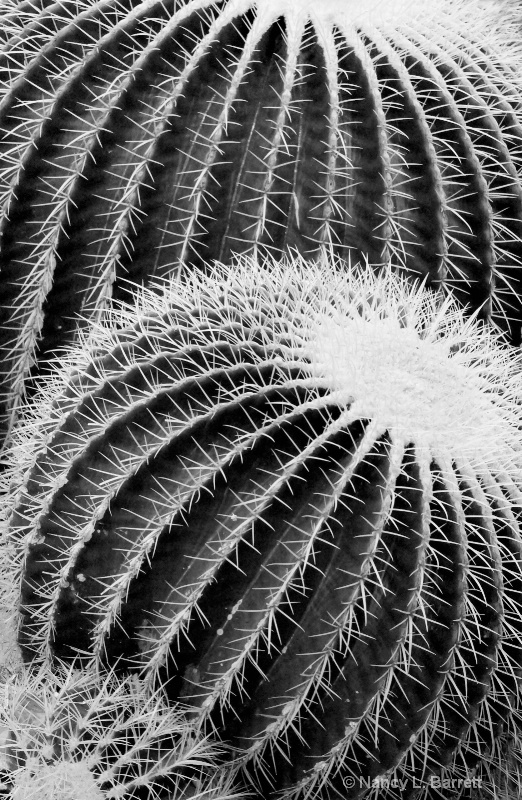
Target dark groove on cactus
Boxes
[415,467,500,775]
[365,33,446,282]
[403,27,522,313]
[115,8,266,279]
[41,397,343,661]
[401,50,495,301]
[133,421,374,701]
[334,34,391,267]
[0,0,185,438]
[228,443,416,770]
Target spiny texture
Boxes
[0,661,244,800]
[4,256,522,799]
[2,0,522,445]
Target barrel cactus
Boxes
[0,660,243,800]
[2,255,522,798]
[2,0,522,445]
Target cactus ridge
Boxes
[5,254,522,798]
[1,0,522,443]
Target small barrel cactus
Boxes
[0,660,243,800]
[3,255,522,798]
[1,0,522,444]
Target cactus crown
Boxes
[1,0,522,443]
[3,254,522,798]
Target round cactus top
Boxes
[235,0,506,26]
[307,285,519,462]
[247,0,415,23]
[10,253,522,480]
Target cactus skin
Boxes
[5,255,522,799]
[1,0,522,444]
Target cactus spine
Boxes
[1,0,522,443]
[3,255,522,798]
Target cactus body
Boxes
[5,256,522,798]
[1,0,522,442]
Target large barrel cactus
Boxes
[1,0,522,444]
[3,256,522,798]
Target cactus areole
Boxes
[1,0,522,444]
[6,256,522,798]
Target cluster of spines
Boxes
[1,0,522,444]
[4,257,522,798]
[0,660,244,800]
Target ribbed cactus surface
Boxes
[5,257,522,799]
[2,0,522,444]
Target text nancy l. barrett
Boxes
[342,775,482,791]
